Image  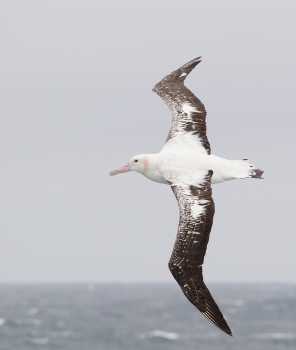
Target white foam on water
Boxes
[15,317,42,327]
[254,332,296,340]
[0,318,6,326]
[26,318,42,326]
[59,330,74,338]
[56,320,65,328]
[27,307,39,316]
[141,330,180,341]
[50,329,74,339]
[226,307,239,315]
[29,337,49,345]
[231,299,245,307]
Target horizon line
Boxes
[0,280,295,285]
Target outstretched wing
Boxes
[153,57,210,154]
[169,171,232,335]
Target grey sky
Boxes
[0,0,295,283]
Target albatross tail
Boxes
[250,168,264,179]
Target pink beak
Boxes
[109,164,130,176]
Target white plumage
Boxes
[110,57,263,336]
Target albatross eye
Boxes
[134,159,138,163]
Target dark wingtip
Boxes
[173,56,202,81]
[202,310,233,336]
[198,278,233,337]
[181,56,202,71]
[153,56,203,91]
[222,322,233,336]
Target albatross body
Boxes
[110,57,263,336]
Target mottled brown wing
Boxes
[153,57,210,153]
[169,171,232,336]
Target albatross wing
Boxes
[169,170,232,336]
[153,57,210,153]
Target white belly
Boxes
[147,134,252,186]
[143,168,168,184]
[157,152,251,186]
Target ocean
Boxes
[0,283,295,350]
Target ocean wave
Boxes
[226,307,239,315]
[27,307,39,316]
[24,318,42,326]
[87,283,96,292]
[56,320,65,328]
[141,330,180,341]
[253,332,296,341]
[50,330,74,339]
[12,318,42,328]
[222,298,246,308]
[28,337,49,345]
[231,299,245,307]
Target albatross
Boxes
[109,57,263,336]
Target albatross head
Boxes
[109,154,149,176]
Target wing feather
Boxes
[153,57,210,153]
[169,171,232,336]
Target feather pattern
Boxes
[110,56,263,336]
[169,171,232,335]
[153,57,210,153]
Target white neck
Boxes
[141,153,167,184]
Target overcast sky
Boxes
[0,0,295,283]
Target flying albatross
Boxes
[110,57,263,336]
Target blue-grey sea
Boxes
[0,283,295,350]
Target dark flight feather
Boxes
[153,57,210,153]
[169,171,232,336]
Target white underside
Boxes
[143,134,256,186]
